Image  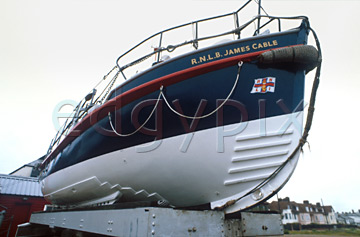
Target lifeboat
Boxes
[39,1,321,214]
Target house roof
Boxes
[0,174,43,197]
[323,205,334,214]
[9,156,45,177]
[268,197,334,215]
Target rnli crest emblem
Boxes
[250,77,276,94]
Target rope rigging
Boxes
[161,61,243,120]
[108,61,243,137]
[108,86,163,137]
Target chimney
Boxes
[303,200,309,205]
[316,202,321,207]
[283,197,290,202]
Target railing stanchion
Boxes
[157,33,163,62]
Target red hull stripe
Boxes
[42,45,299,167]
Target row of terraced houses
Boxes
[266,197,337,225]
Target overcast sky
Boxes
[1,0,359,213]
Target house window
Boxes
[301,216,304,221]
[296,206,299,211]
[305,207,309,212]
[310,207,313,212]
[285,213,288,219]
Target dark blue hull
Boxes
[45,23,310,177]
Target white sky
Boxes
[1,0,359,213]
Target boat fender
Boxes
[258,45,319,73]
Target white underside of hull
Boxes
[42,112,303,213]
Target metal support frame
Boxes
[17,207,284,236]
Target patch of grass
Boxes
[288,228,360,236]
